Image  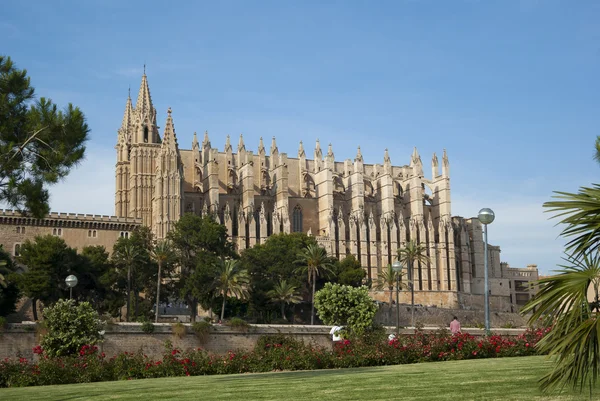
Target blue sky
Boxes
[2,0,599,274]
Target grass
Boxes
[0,356,597,401]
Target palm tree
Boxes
[113,243,142,321]
[520,179,600,393]
[213,259,249,322]
[375,264,407,305]
[150,240,174,323]
[295,244,335,325]
[267,279,302,321]
[522,253,600,394]
[544,184,600,258]
[397,240,430,327]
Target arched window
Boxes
[143,126,149,143]
[292,205,303,233]
[14,243,21,257]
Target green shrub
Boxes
[40,299,103,357]
[501,321,516,329]
[227,317,249,332]
[314,283,377,335]
[172,322,186,338]
[141,321,155,333]
[192,321,211,343]
[0,316,6,330]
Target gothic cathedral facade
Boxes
[114,73,538,310]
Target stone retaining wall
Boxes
[0,323,526,361]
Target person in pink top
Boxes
[450,316,461,334]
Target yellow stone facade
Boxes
[0,72,539,312]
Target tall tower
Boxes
[153,108,183,238]
[115,70,162,226]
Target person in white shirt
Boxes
[330,325,343,344]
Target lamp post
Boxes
[478,208,495,335]
[65,274,78,300]
[392,261,403,335]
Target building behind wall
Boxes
[0,72,540,313]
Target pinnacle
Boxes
[161,108,178,150]
[135,73,154,120]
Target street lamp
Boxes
[478,208,495,334]
[392,261,403,335]
[65,274,78,300]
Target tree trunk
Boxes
[311,271,316,325]
[155,260,162,323]
[134,289,139,320]
[186,294,196,323]
[220,292,227,322]
[388,285,393,305]
[126,264,131,322]
[32,298,38,321]
[281,302,287,321]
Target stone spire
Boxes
[355,146,363,162]
[411,147,423,177]
[202,131,210,148]
[238,134,245,152]
[192,132,199,150]
[442,149,450,177]
[298,141,305,158]
[120,90,133,133]
[135,70,154,119]
[384,148,391,164]
[258,137,265,154]
[432,152,439,178]
[315,139,322,157]
[327,143,334,158]
[224,135,232,152]
[161,108,178,150]
[270,136,278,155]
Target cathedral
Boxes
[112,72,539,310]
[0,72,539,312]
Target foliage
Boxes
[141,321,155,334]
[213,259,249,321]
[314,283,378,335]
[375,263,407,305]
[172,322,186,339]
[14,235,79,320]
[330,255,366,287]
[295,244,335,325]
[78,245,122,317]
[0,316,6,330]
[150,239,175,322]
[522,253,600,394]
[227,317,250,331]
[237,233,316,323]
[168,213,237,322]
[0,328,550,388]
[397,240,430,286]
[191,321,211,343]
[543,184,600,258]
[521,139,600,396]
[266,279,302,321]
[39,299,103,357]
[0,55,89,217]
[0,245,19,317]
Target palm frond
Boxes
[522,253,600,393]
[544,185,600,258]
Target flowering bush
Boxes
[0,328,550,388]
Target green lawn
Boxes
[0,356,596,401]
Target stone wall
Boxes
[0,322,526,361]
[374,305,528,328]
